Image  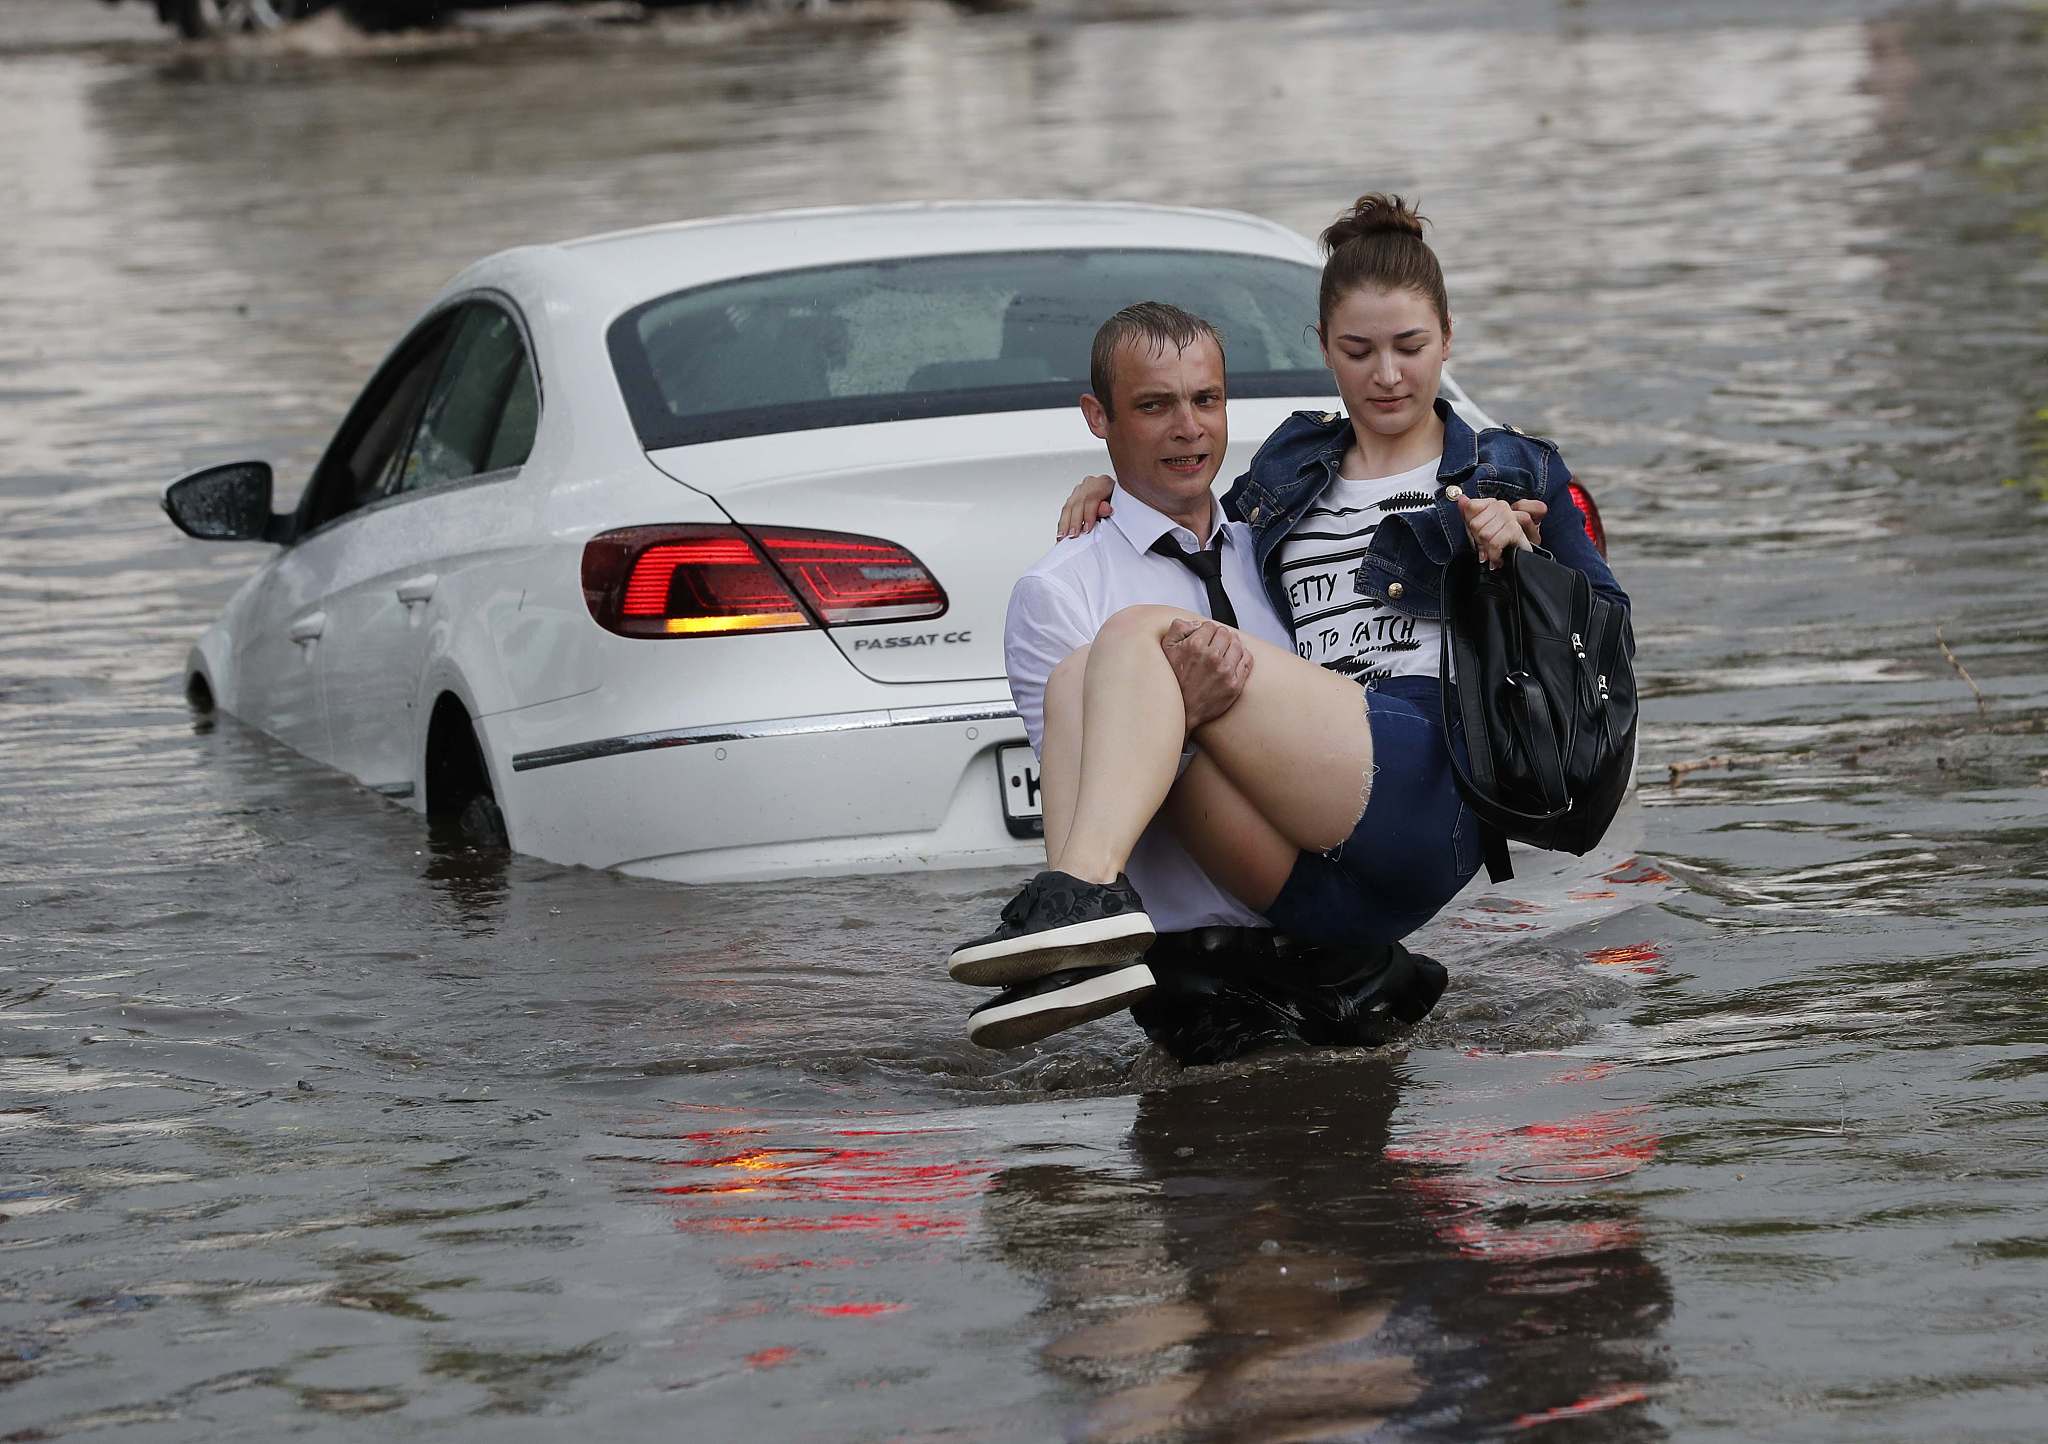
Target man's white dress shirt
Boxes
[1004,484,1298,931]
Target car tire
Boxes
[186,672,218,735]
[338,0,444,33]
[456,791,508,850]
[165,0,307,39]
[425,697,509,850]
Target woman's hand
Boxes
[1058,474,1116,539]
[1161,618,1252,731]
[1453,489,1544,569]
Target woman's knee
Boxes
[1047,645,1091,698]
[1097,603,1196,646]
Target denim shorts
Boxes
[1261,675,1481,946]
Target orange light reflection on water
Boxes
[1586,942,1664,974]
[645,1117,992,1363]
[1603,858,1673,885]
[653,1123,994,1245]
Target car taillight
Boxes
[581,524,946,639]
[755,530,947,625]
[1566,479,1607,558]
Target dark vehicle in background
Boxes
[121,0,313,39]
[112,0,839,41]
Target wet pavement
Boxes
[3,0,2048,1438]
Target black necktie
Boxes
[1149,534,1238,628]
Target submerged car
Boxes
[165,201,1609,883]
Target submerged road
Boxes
[2,0,2047,1437]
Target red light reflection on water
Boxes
[1586,942,1664,975]
[1603,858,1673,885]
[654,1123,993,1243]
[731,1254,860,1272]
[676,1126,771,1144]
[680,1211,966,1237]
[1549,1063,1613,1084]
[1435,1213,1640,1261]
[1388,1110,1658,1263]
[657,1147,986,1205]
[798,1302,908,1319]
[643,1117,989,1366]
[1512,1385,1653,1428]
[1444,916,1539,933]
[1390,1111,1654,1171]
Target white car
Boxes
[166,201,1608,884]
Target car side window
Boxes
[483,353,538,475]
[300,315,459,535]
[393,303,537,495]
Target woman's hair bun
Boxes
[1314,191,1448,329]
[1321,192,1427,252]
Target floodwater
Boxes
[3,0,2047,1437]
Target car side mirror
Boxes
[163,461,288,543]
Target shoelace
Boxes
[998,877,1041,929]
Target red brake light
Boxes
[581,525,946,639]
[756,528,946,625]
[583,525,808,637]
[1566,479,1607,558]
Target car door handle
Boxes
[396,575,439,606]
[289,612,326,644]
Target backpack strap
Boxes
[1440,563,1500,795]
[1438,553,1573,829]
[1482,824,1513,885]
[1441,565,1516,884]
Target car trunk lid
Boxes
[646,399,1324,684]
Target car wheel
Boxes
[455,791,508,850]
[425,696,509,850]
[338,0,445,34]
[167,0,302,38]
[186,672,218,734]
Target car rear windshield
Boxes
[609,248,1331,449]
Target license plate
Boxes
[998,743,1043,837]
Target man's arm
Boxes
[1004,572,1095,757]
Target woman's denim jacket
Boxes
[1222,398,1629,635]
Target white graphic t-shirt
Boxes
[1277,454,1443,683]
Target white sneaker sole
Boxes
[947,911,1156,987]
[966,963,1157,1050]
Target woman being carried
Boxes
[949,194,1628,1029]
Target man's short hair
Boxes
[1088,302,1225,419]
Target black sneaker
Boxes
[947,870,1154,987]
[966,962,1157,1050]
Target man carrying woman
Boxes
[953,195,1627,1061]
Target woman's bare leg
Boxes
[1048,645,1298,907]
[1056,605,1374,887]
[1038,646,1088,869]
[1159,753,1303,912]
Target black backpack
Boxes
[1438,545,1638,883]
